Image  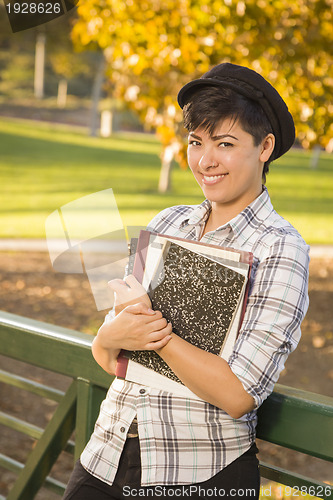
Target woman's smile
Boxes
[202,173,228,185]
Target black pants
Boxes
[63,438,260,500]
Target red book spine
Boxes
[115,349,129,378]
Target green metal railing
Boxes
[0,310,332,499]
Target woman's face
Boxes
[187,118,274,217]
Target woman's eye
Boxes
[188,140,201,146]
[219,142,233,147]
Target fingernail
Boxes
[148,308,155,314]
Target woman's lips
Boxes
[202,173,228,185]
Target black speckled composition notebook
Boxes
[116,231,251,386]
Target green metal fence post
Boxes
[75,378,107,461]
[6,380,77,500]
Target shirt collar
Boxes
[229,186,275,243]
[179,199,212,228]
[179,186,274,242]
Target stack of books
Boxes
[116,230,252,398]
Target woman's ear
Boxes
[260,134,275,162]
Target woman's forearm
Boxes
[156,333,255,419]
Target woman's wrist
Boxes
[91,334,120,375]
[96,322,121,351]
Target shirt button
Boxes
[120,426,126,433]
[139,388,146,395]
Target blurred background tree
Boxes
[0,5,99,101]
[72,0,333,191]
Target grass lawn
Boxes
[0,116,332,244]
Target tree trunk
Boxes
[309,145,321,169]
[158,143,180,192]
[158,144,177,192]
[57,79,67,108]
[34,32,46,99]
[100,110,113,137]
[158,158,173,193]
[89,52,106,137]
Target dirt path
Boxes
[0,251,332,498]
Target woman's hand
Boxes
[97,302,172,352]
[109,274,151,315]
[92,276,171,374]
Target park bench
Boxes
[0,310,332,499]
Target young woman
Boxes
[63,63,309,499]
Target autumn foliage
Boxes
[72,0,333,177]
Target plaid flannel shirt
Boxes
[80,186,309,486]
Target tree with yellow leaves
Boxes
[72,0,333,191]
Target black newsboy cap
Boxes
[177,62,295,161]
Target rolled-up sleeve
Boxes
[228,235,310,409]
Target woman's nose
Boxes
[198,150,218,170]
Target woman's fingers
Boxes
[146,330,173,350]
[147,322,173,342]
[108,279,128,291]
[146,317,169,332]
[109,275,144,293]
[125,302,155,315]
[124,274,142,289]
[109,275,151,309]
[124,303,164,321]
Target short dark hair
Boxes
[182,85,274,183]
